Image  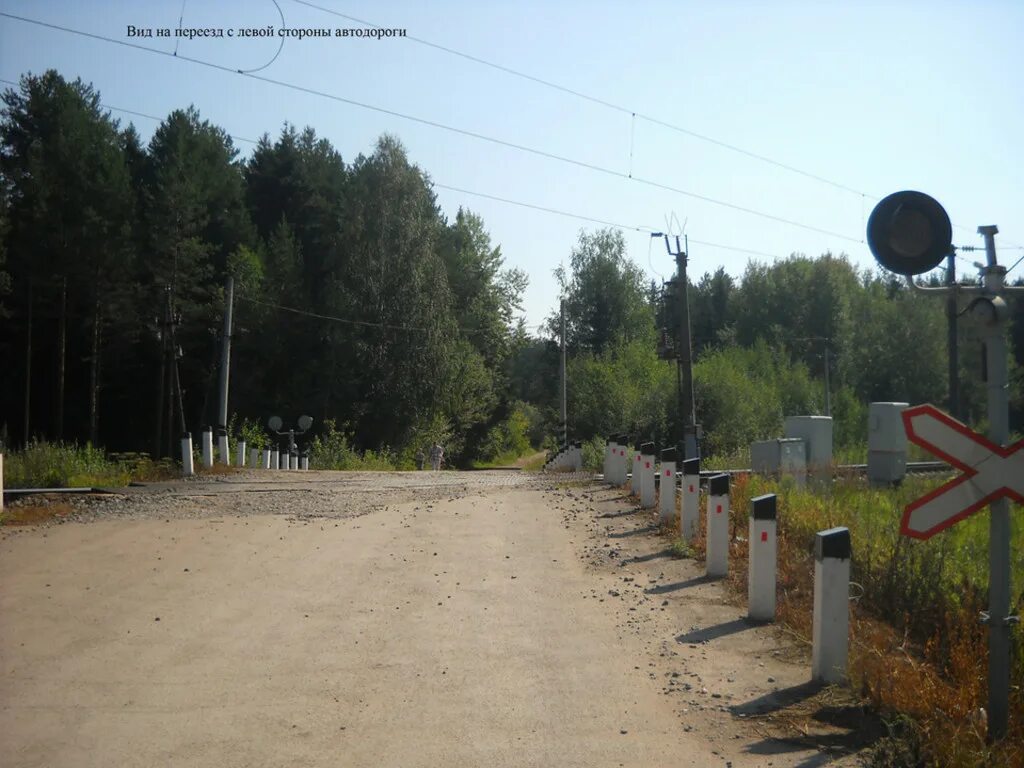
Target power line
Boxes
[0,75,791,261]
[293,0,873,198]
[239,295,497,335]
[0,11,864,245]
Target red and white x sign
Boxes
[902,404,1024,539]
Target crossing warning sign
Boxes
[901,404,1024,539]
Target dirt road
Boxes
[1,471,862,766]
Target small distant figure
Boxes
[429,442,444,471]
[415,447,425,471]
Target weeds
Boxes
[681,472,1024,764]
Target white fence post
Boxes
[1,453,5,512]
[202,428,214,469]
[180,433,194,477]
[639,442,656,508]
[262,449,271,469]
[604,439,615,482]
[658,447,677,527]
[217,429,230,466]
[237,440,246,467]
[749,494,777,621]
[249,447,258,467]
[301,455,309,471]
[630,447,642,496]
[706,473,730,578]
[290,453,298,470]
[681,458,700,541]
[614,437,628,485]
[812,527,851,684]
[271,448,279,470]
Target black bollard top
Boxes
[708,473,730,496]
[682,457,700,476]
[640,441,655,455]
[814,527,851,561]
[751,494,777,521]
[661,447,678,462]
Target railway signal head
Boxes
[867,190,952,275]
[267,416,283,432]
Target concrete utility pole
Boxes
[823,344,831,417]
[559,299,567,449]
[216,276,234,460]
[653,233,698,458]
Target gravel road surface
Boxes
[1,470,864,766]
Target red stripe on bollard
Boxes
[716,504,722,514]
[761,531,768,542]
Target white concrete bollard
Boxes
[217,431,230,466]
[604,440,615,482]
[658,449,677,528]
[290,454,298,470]
[706,474,730,578]
[812,527,851,684]
[202,429,214,469]
[249,447,258,467]
[681,458,700,541]
[237,440,247,467]
[271,449,279,470]
[1,453,5,512]
[630,449,642,495]
[180,433,194,477]
[262,449,271,470]
[301,456,309,471]
[748,494,777,622]
[640,448,656,509]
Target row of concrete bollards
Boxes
[603,438,850,685]
[180,430,310,476]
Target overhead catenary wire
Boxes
[0,11,864,245]
[293,0,872,198]
[0,76,789,261]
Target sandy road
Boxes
[1,472,856,767]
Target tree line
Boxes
[2,69,1021,466]
[0,70,535,465]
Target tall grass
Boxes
[306,420,403,470]
[687,473,1023,765]
[3,441,131,488]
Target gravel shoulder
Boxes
[1,471,867,766]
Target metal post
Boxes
[947,250,960,419]
[823,345,832,417]
[979,225,1011,740]
[216,276,234,461]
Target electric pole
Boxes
[560,298,567,449]
[653,232,698,458]
[217,275,234,460]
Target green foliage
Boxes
[307,419,399,471]
[231,415,270,451]
[554,228,655,354]
[3,441,130,488]
[478,401,537,462]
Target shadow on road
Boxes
[621,547,675,565]
[608,524,659,539]
[675,616,754,644]
[644,574,715,594]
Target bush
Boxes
[3,441,131,488]
[307,419,399,470]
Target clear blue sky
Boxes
[2,0,1022,331]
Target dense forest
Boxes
[1,70,1022,466]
